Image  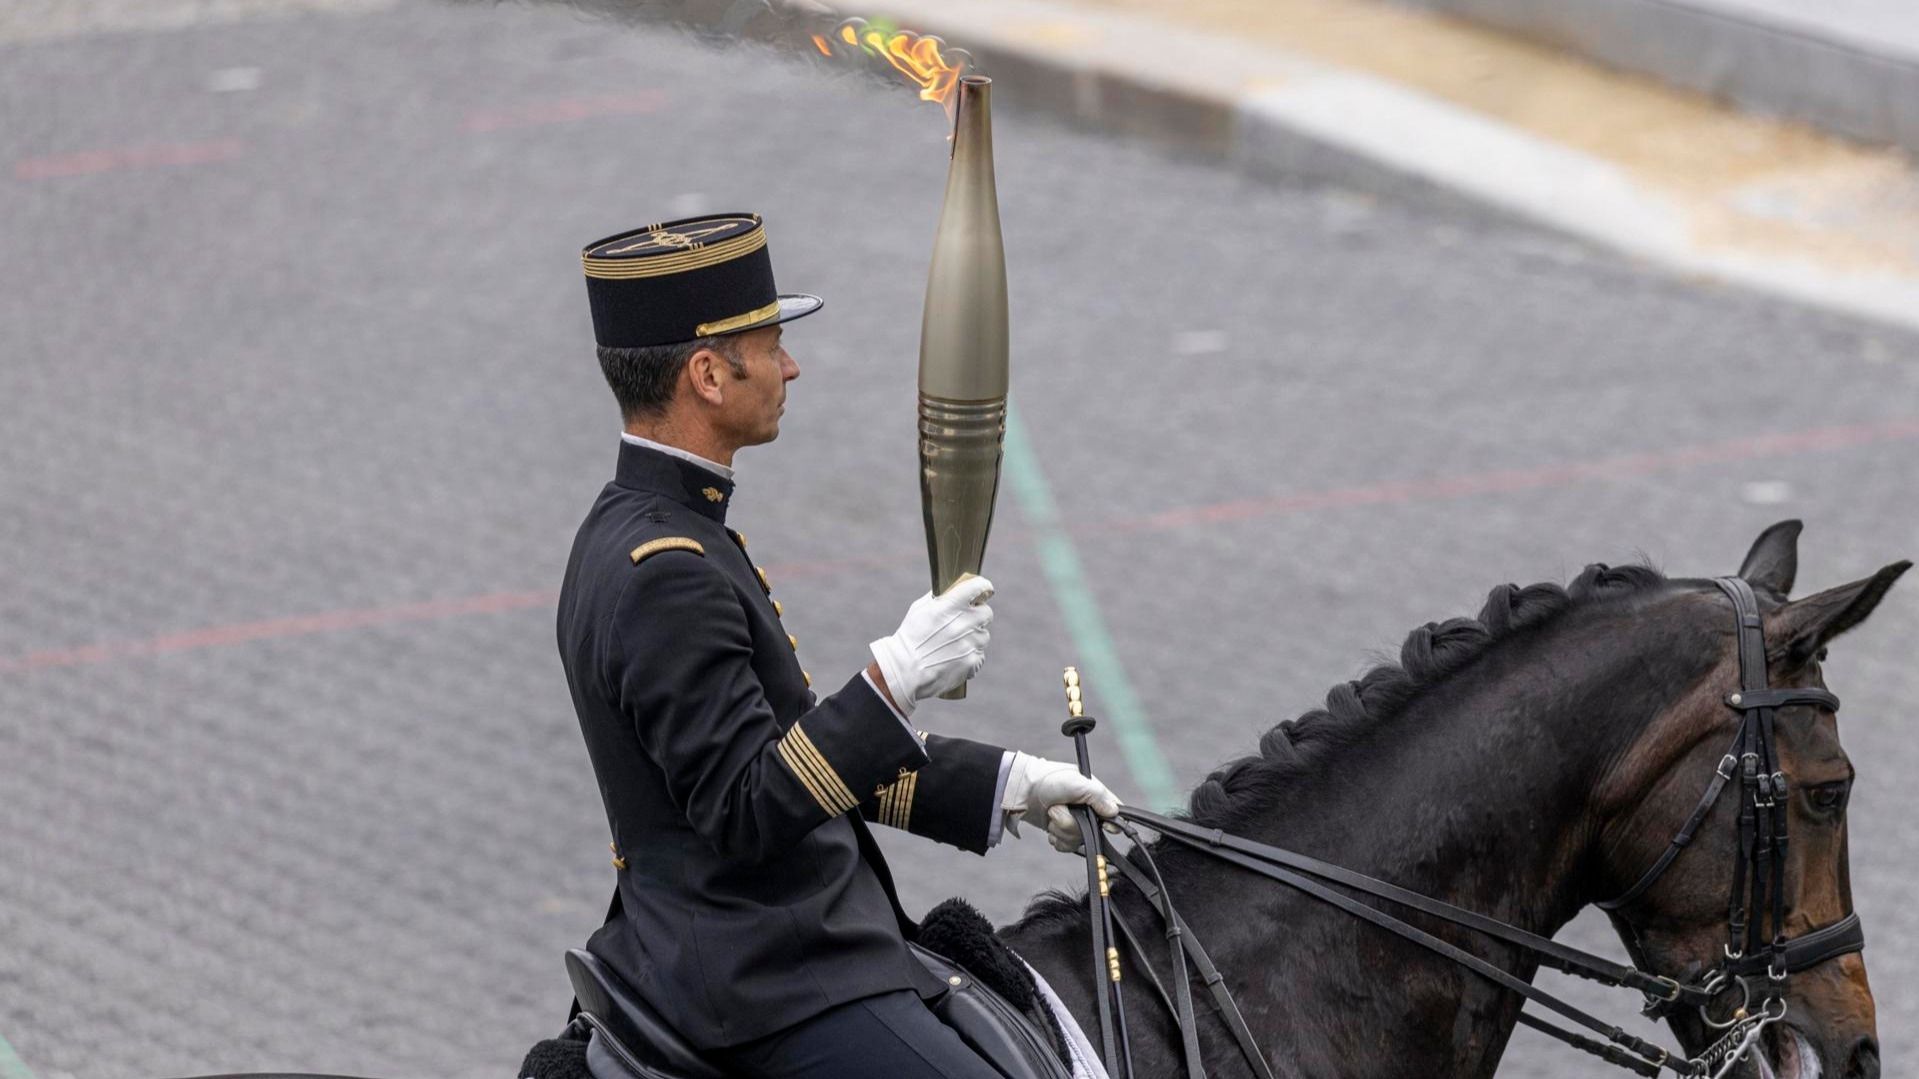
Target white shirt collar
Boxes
[621,432,735,481]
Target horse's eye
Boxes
[1808,784,1850,813]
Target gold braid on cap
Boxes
[583,228,767,280]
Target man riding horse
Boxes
[541,212,1906,1079]
[555,213,1122,1079]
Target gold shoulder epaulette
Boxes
[630,537,705,565]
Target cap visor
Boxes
[725,293,822,336]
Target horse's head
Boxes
[1595,522,1907,1079]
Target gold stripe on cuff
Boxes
[784,725,858,812]
[894,770,916,832]
[789,741,851,815]
[696,298,782,337]
[776,737,840,816]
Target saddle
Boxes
[558,901,1071,1079]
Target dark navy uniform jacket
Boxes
[557,440,1009,1049]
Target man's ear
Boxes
[1768,561,1911,668]
[683,346,730,406]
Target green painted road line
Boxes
[1002,406,1181,810]
[0,1031,36,1079]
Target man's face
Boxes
[716,324,799,447]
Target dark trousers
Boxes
[713,990,1003,1079]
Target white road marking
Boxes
[205,66,262,93]
[1741,481,1795,505]
[1172,329,1228,355]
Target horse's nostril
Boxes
[1848,1036,1880,1079]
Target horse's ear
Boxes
[1769,561,1911,667]
[1738,519,1803,595]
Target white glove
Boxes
[1001,751,1122,852]
[869,575,995,717]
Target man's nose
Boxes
[781,352,800,380]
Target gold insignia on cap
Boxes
[601,218,749,255]
[702,487,725,503]
[583,224,766,280]
[775,723,857,816]
[630,537,705,564]
[642,227,704,250]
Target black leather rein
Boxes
[1070,577,1865,1079]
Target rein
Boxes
[1062,577,1865,1079]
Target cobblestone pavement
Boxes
[2,3,1916,1076]
[0,0,393,46]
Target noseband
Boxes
[1599,577,1865,1026]
[1064,576,1865,1079]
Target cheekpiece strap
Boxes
[1714,577,1770,693]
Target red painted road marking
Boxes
[4,415,1915,674]
[0,557,878,675]
[14,138,245,180]
[0,590,555,674]
[461,91,668,133]
[1119,416,1919,533]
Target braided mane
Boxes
[1184,562,1667,833]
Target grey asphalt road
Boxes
[2,3,1916,1077]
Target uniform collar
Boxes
[621,432,734,481]
[614,439,736,523]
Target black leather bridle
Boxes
[1064,576,1866,1079]
[1599,578,1865,1030]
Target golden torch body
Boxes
[918,76,1008,699]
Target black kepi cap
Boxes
[582,213,824,348]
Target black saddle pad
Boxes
[917,898,1073,1077]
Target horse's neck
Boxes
[1252,667,1619,935]
[1275,609,1709,936]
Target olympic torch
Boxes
[918,75,1008,700]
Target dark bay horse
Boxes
[1004,522,1906,1079]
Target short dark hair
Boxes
[596,335,744,421]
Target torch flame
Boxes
[814,18,974,114]
[867,28,965,107]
